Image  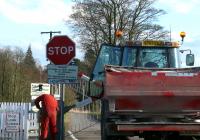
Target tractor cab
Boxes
[91,40,188,81]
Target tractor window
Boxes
[122,47,137,66]
[92,44,122,80]
[138,48,168,68]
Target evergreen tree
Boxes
[74,58,91,75]
[23,45,36,69]
[0,45,47,102]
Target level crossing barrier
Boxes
[65,101,101,138]
[65,76,101,137]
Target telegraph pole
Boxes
[41,30,61,93]
[41,31,61,40]
[41,31,64,140]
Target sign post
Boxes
[46,35,76,140]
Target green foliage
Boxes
[64,87,76,106]
[23,45,36,68]
[83,49,97,75]
[74,58,91,76]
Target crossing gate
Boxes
[0,102,39,140]
[65,76,101,137]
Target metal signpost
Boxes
[46,35,76,140]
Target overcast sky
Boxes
[0,0,200,67]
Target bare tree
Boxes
[69,0,168,57]
[12,48,25,101]
[0,46,47,102]
[0,48,13,101]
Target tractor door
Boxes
[89,44,122,96]
[91,44,123,81]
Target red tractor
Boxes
[86,34,200,139]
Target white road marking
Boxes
[67,130,78,140]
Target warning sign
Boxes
[6,112,20,132]
[31,83,50,96]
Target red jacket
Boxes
[35,94,59,115]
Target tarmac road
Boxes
[65,123,100,140]
[65,111,100,140]
[65,111,144,140]
[65,123,143,140]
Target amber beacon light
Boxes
[180,31,186,41]
[116,30,123,38]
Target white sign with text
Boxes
[6,112,20,132]
[48,64,78,84]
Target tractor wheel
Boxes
[101,99,111,140]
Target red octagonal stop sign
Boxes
[46,35,75,65]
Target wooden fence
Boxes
[0,102,39,140]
